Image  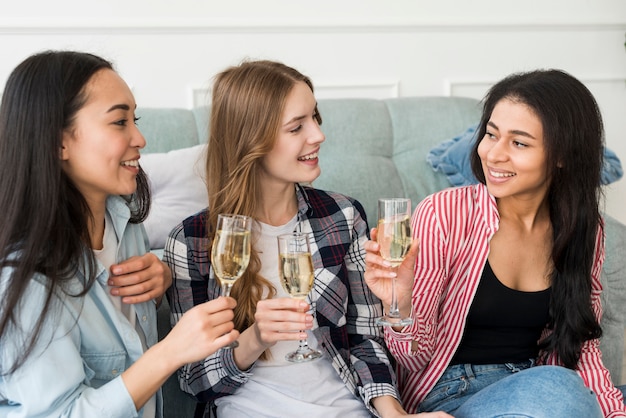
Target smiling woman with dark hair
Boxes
[0,50,238,417]
[364,69,626,417]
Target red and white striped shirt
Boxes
[385,184,625,417]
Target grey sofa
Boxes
[138,97,626,418]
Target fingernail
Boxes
[388,271,397,278]
[382,260,392,267]
[299,301,309,308]
[110,289,119,295]
[111,267,121,275]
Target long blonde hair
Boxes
[206,60,321,347]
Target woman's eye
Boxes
[513,141,527,148]
[114,119,128,126]
[290,125,303,133]
[134,116,141,125]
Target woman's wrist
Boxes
[371,395,406,418]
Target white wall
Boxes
[2,0,626,222]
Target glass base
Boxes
[285,348,323,363]
[376,315,413,327]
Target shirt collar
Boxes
[295,183,313,217]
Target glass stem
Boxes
[296,333,310,353]
[220,281,238,348]
[222,282,232,298]
[388,278,400,318]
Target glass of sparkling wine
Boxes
[277,232,323,363]
[211,214,252,348]
[376,198,413,327]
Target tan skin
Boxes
[61,68,239,411]
[366,99,553,318]
[364,99,552,414]
[224,81,451,418]
[480,99,552,293]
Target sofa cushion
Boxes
[138,108,203,154]
[141,144,208,249]
[428,124,624,186]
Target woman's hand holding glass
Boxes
[211,214,252,348]
[373,198,414,326]
[277,232,322,362]
[252,298,314,346]
[364,199,419,327]
[161,297,239,366]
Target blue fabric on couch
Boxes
[427,123,624,187]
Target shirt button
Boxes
[111,369,118,375]
[142,315,147,322]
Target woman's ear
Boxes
[60,131,71,161]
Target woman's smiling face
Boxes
[477,98,549,202]
[61,69,145,208]
[259,81,325,189]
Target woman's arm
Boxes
[122,298,238,410]
[163,218,251,402]
[1,267,237,416]
[342,201,402,414]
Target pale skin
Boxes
[61,68,239,411]
[364,99,552,414]
[225,81,451,418]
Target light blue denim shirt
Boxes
[0,196,161,418]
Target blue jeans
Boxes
[419,362,603,418]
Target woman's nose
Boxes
[487,139,507,162]
[309,124,325,145]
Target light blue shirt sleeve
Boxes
[0,275,139,418]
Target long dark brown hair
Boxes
[0,50,151,374]
[470,69,604,368]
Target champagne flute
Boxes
[277,232,323,363]
[376,198,413,327]
[211,214,252,348]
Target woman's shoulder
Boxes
[417,184,496,228]
[165,208,211,260]
[169,208,209,239]
[423,183,490,206]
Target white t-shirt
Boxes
[93,213,157,418]
[215,216,370,418]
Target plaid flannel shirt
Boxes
[164,184,398,417]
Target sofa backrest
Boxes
[137,97,482,227]
[138,97,626,388]
[314,97,481,225]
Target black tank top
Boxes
[450,260,551,365]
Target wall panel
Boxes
[1,1,625,222]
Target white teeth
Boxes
[298,152,318,161]
[121,160,139,167]
[490,170,515,178]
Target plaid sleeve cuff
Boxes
[360,383,400,418]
